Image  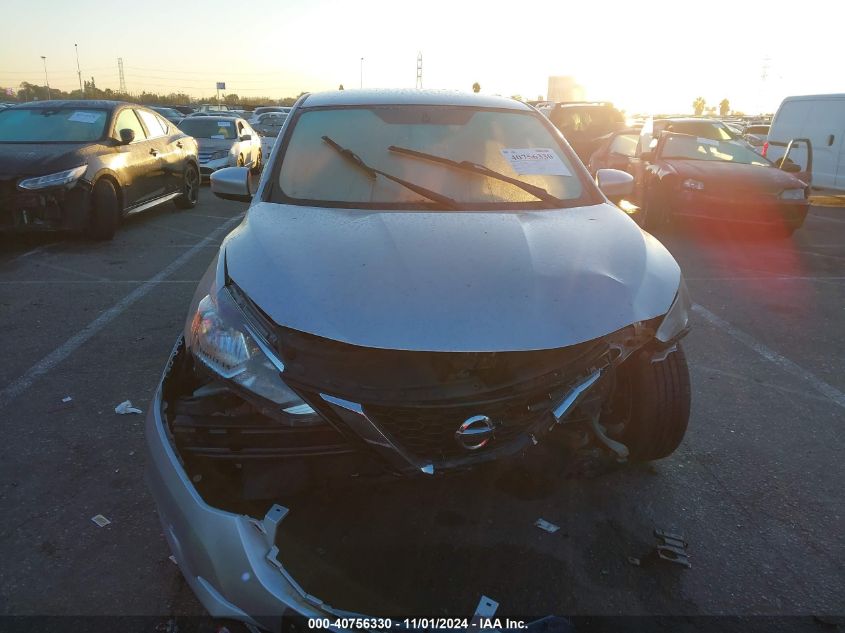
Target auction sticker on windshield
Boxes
[68,111,102,124]
[500,148,572,176]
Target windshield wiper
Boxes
[388,145,566,207]
[321,136,461,210]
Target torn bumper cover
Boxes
[145,342,360,631]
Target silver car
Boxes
[177,115,263,178]
[146,90,691,628]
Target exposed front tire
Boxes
[605,343,691,461]
[236,154,245,167]
[174,163,200,209]
[86,179,121,241]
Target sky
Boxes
[1,0,842,115]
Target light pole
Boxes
[360,57,364,89]
[75,44,83,97]
[40,56,51,100]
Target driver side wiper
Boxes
[321,136,461,210]
[388,145,566,208]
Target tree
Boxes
[338,84,344,90]
[719,98,730,117]
[472,82,480,93]
[692,96,706,116]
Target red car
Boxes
[589,128,811,234]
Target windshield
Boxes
[178,118,238,139]
[272,106,592,209]
[0,108,108,143]
[660,133,772,166]
[661,120,736,141]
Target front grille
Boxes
[198,152,214,163]
[366,390,553,461]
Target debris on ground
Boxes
[168,555,178,565]
[627,556,641,566]
[534,518,561,533]
[91,514,111,527]
[62,396,72,403]
[652,528,691,568]
[114,400,143,415]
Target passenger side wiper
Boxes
[388,145,566,208]
[321,136,462,210]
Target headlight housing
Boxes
[18,165,87,190]
[655,277,691,344]
[780,188,805,200]
[682,178,705,191]
[188,288,323,426]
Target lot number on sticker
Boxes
[68,111,101,124]
[500,148,572,176]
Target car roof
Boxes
[658,117,723,124]
[301,89,532,111]
[6,99,129,111]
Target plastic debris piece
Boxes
[168,555,177,565]
[62,396,73,403]
[91,514,111,527]
[627,556,641,566]
[114,400,142,415]
[535,518,561,533]
[653,528,691,568]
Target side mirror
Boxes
[240,134,252,141]
[210,167,253,203]
[596,168,634,200]
[119,128,135,144]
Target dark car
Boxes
[151,106,186,125]
[173,105,196,116]
[252,111,288,137]
[590,128,810,234]
[548,101,625,163]
[0,100,200,239]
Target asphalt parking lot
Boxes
[0,193,842,623]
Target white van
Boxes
[764,94,845,191]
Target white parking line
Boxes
[36,261,110,282]
[691,365,833,404]
[8,244,51,264]
[0,214,243,410]
[692,303,845,409]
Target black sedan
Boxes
[590,129,810,234]
[0,100,200,240]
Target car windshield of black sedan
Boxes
[178,118,238,139]
[273,106,588,209]
[661,133,771,166]
[0,108,108,142]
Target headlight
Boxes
[780,188,805,200]
[682,178,705,191]
[210,150,229,161]
[18,165,87,190]
[188,289,323,426]
[655,277,691,344]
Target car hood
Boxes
[222,202,681,352]
[662,159,804,193]
[0,142,99,177]
[196,138,236,152]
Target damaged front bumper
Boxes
[0,180,91,232]
[145,342,369,631]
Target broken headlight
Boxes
[188,288,323,426]
[655,277,691,344]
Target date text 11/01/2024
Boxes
[307,618,529,630]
